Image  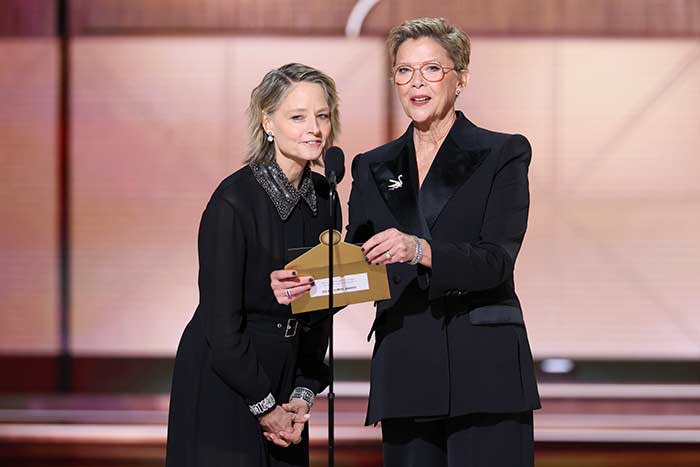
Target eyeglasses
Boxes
[392,62,457,85]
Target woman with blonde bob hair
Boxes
[167,63,340,467]
[346,18,541,466]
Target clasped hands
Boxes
[258,399,310,447]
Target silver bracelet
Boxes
[249,392,276,416]
[289,386,315,408]
[408,236,423,265]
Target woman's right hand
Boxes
[276,400,310,445]
[258,406,294,442]
[270,269,315,305]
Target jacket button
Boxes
[276,323,283,329]
[392,273,401,284]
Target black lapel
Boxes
[420,112,491,229]
[369,128,425,236]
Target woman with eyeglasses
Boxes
[346,18,541,466]
[166,63,340,467]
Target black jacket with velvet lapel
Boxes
[360,112,492,322]
[368,113,492,239]
[348,111,541,424]
[419,114,491,230]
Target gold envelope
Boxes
[285,235,391,314]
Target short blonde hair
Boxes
[387,17,471,71]
[246,63,340,165]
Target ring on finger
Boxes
[284,289,292,299]
[384,252,392,259]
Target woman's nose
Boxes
[309,118,321,134]
[411,70,425,87]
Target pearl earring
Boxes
[267,133,274,142]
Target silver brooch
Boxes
[388,175,403,191]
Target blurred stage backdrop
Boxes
[1,1,699,466]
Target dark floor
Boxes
[2,442,700,467]
[2,388,699,467]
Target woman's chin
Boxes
[408,108,455,129]
[405,107,435,124]
[409,114,435,128]
[285,151,322,165]
[303,150,324,162]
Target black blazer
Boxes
[347,112,541,424]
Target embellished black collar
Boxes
[250,160,318,221]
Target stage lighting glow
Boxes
[541,358,576,374]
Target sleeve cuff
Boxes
[249,392,276,416]
[289,386,315,408]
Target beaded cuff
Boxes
[249,392,276,416]
[289,386,315,408]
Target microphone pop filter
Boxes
[324,146,345,184]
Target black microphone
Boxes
[324,146,345,188]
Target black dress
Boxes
[166,162,335,467]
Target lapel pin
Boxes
[388,174,403,191]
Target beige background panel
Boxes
[2,36,698,360]
[461,39,557,192]
[558,40,700,198]
[71,38,229,356]
[0,39,58,353]
[522,201,700,358]
[526,39,700,358]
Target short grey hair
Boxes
[387,17,471,71]
[246,63,340,165]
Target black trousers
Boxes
[381,412,534,467]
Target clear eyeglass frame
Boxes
[392,62,457,85]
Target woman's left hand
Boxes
[279,400,310,445]
[362,228,416,265]
[270,270,315,305]
[262,399,310,446]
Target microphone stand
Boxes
[327,173,337,467]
